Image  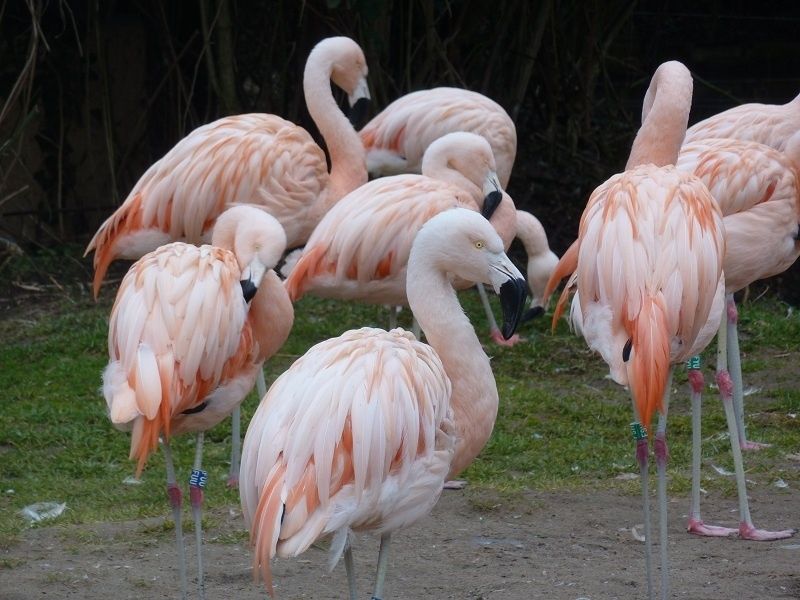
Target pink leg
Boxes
[726,297,770,451]
[163,440,189,600]
[686,364,738,537]
[717,367,795,541]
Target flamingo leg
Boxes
[411,316,421,340]
[344,544,358,600]
[654,368,673,600]
[229,371,267,488]
[388,305,401,330]
[371,533,392,600]
[190,431,208,600]
[726,296,770,451]
[686,357,737,537]
[478,283,522,347]
[631,417,653,600]
[162,439,188,600]
[717,309,795,541]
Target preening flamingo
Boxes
[358,87,543,344]
[674,136,800,540]
[86,36,369,298]
[239,207,527,599]
[359,87,517,187]
[285,132,516,314]
[684,90,800,152]
[546,61,725,599]
[514,209,560,322]
[684,93,800,449]
[102,206,293,599]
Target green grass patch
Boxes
[1,256,799,540]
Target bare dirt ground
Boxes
[2,485,798,600]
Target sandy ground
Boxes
[1,484,798,600]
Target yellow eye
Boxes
[475,241,484,249]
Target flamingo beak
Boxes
[480,172,503,219]
[348,77,371,128]
[489,254,527,339]
[240,257,267,303]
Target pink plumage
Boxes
[86,37,370,297]
[359,87,517,187]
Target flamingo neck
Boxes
[514,210,549,256]
[626,61,693,170]
[406,257,498,479]
[303,58,367,212]
[248,271,294,363]
[422,161,483,203]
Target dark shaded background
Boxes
[1,0,799,300]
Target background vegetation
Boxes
[1,0,799,299]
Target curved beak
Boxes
[348,76,371,107]
[480,172,503,219]
[520,305,544,324]
[240,257,267,303]
[488,253,527,339]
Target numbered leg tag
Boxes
[686,355,701,370]
[630,422,648,441]
[189,469,208,488]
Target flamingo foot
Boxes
[687,518,737,537]
[443,479,467,490]
[489,328,523,347]
[740,439,771,451]
[738,522,796,541]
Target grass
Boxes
[1,247,799,545]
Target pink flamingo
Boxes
[86,36,370,298]
[359,87,550,344]
[515,209,560,322]
[546,61,725,599]
[285,132,517,321]
[684,91,800,152]
[685,94,800,450]
[359,87,516,187]
[239,208,526,599]
[674,136,800,539]
[102,206,293,599]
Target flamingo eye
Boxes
[475,241,484,249]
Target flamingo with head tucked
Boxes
[546,61,725,599]
[102,206,293,600]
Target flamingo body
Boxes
[285,132,516,306]
[241,208,527,597]
[360,87,516,186]
[87,37,369,297]
[677,138,800,292]
[103,206,293,473]
[684,92,800,152]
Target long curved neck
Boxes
[515,210,549,256]
[626,62,693,170]
[303,58,367,211]
[406,254,499,478]
[248,271,294,363]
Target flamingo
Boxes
[674,136,800,539]
[359,87,516,187]
[87,36,367,483]
[684,94,800,450]
[514,209,560,323]
[239,207,527,599]
[102,206,293,600]
[86,36,370,298]
[684,90,800,152]
[358,87,542,344]
[545,61,725,599]
[284,132,516,321]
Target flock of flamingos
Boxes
[81,36,799,599]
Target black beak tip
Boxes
[481,191,503,220]
[348,97,370,129]
[520,305,544,324]
[499,278,528,340]
[240,278,257,303]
